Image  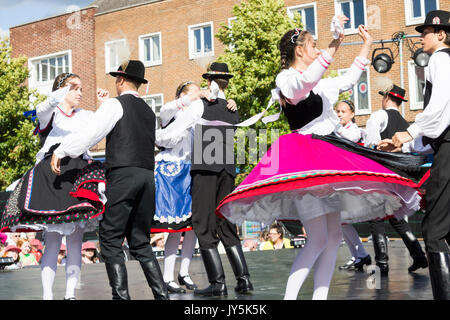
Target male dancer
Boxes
[51,60,168,300]
[191,62,253,296]
[365,83,428,275]
[380,10,450,299]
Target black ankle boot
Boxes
[408,255,428,272]
[225,245,254,294]
[104,262,131,300]
[140,260,170,300]
[427,251,450,300]
[353,254,372,271]
[372,232,389,275]
[194,248,228,297]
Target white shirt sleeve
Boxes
[336,122,362,143]
[159,95,192,128]
[276,50,334,105]
[364,110,388,147]
[36,86,71,129]
[155,99,204,149]
[319,57,370,93]
[53,98,123,159]
[407,50,450,139]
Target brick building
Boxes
[9,0,450,155]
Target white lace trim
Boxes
[11,217,100,236]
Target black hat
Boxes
[110,60,148,84]
[202,62,234,80]
[378,84,408,102]
[415,10,450,33]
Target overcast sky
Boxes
[0,0,93,38]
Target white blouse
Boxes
[335,121,363,143]
[276,51,370,135]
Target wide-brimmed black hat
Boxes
[202,62,234,80]
[415,10,450,33]
[110,60,148,84]
[378,84,408,102]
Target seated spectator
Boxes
[30,239,44,263]
[151,233,166,252]
[17,239,39,267]
[81,242,99,264]
[58,244,66,266]
[242,239,258,252]
[7,233,21,246]
[2,245,23,270]
[258,230,270,250]
[262,222,293,250]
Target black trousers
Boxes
[191,169,241,250]
[99,167,157,264]
[422,142,450,253]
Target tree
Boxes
[215,0,302,182]
[0,38,42,191]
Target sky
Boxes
[0,0,93,39]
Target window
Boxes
[405,0,439,26]
[338,68,371,115]
[408,60,426,110]
[335,0,366,34]
[143,94,164,129]
[287,3,318,39]
[28,50,71,94]
[105,39,127,73]
[139,32,162,67]
[228,17,237,51]
[188,22,214,59]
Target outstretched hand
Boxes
[377,139,402,152]
[96,88,110,105]
[357,24,373,44]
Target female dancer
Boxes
[1,73,106,300]
[335,100,372,271]
[216,19,425,300]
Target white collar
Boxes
[218,90,226,99]
[120,90,139,97]
[385,106,399,111]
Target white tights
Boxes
[163,230,197,284]
[342,224,368,260]
[40,225,84,300]
[284,212,343,300]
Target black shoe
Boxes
[408,256,428,272]
[339,258,355,270]
[140,260,170,300]
[225,245,254,294]
[377,263,389,276]
[178,274,198,290]
[353,255,372,271]
[194,248,228,297]
[104,262,131,300]
[166,281,186,294]
[427,251,450,300]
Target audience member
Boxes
[262,223,293,250]
[2,245,23,270]
[17,239,39,266]
[58,244,66,266]
[81,242,99,264]
[30,239,44,263]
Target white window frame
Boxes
[228,17,237,51]
[338,67,372,115]
[188,21,214,60]
[334,0,367,35]
[28,50,72,92]
[105,39,127,74]
[287,2,318,39]
[404,0,440,26]
[138,32,162,67]
[407,60,426,110]
[143,93,164,129]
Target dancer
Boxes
[51,60,168,300]
[0,73,106,300]
[334,100,372,271]
[217,19,426,300]
[379,10,450,299]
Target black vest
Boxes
[191,98,239,176]
[380,109,409,140]
[105,94,156,170]
[283,91,323,131]
[422,48,450,149]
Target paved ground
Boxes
[0,240,432,301]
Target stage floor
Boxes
[0,240,432,300]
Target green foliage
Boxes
[0,38,43,191]
[215,0,302,180]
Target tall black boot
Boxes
[399,230,428,272]
[194,248,228,297]
[225,245,254,294]
[104,262,131,300]
[372,232,389,275]
[140,260,169,300]
[427,251,450,300]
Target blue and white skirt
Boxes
[152,160,193,233]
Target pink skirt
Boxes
[216,133,425,225]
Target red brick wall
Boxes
[10,7,97,110]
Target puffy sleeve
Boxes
[159,95,193,128]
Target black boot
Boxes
[372,232,389,275]
[194,248,228,297]
[225,245,254,294]
[353,254,372,271]
[427,251,450,300]
[104,262,131,300]
[140,260,170,300]
[399,230,428,272]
